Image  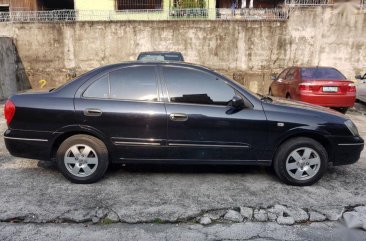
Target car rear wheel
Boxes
[56,134,109,184]
[273,137,328,186]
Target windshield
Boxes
[138,53,183,61]
[301,68,346,80]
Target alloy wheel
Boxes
[285,147,321,181]
[64,144,99,177]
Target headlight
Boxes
[345,120,359,136]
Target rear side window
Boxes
[301,68,346,80]
[83,66,158,101]
[110,66,158,101]
[163,66,235,106]
[83,75,109,98]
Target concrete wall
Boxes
[0,37,31,99]
[0,37,17,99]
[0,7,365,93]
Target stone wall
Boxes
[0,6,365,93]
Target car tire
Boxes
[334,107,348,114]
[273,137,328,186]
[56,134,109,184]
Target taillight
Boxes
[347,83,356,92]
[299,83,313,91]
[4,100,15,126]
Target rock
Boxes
[60,209,94,223]
[223,210,243,223]
[96,208,108,219]
[317,207,345,221]
[205,210,227,220]
[105,211,120,223]
[199,216,212,225]
[343,212,364,229]
[239,207,253,220]
[309,211,326,222]
[284,207,308,223]
[253,209,268,222]
[354,206,366,214]
[267,205,285,221]
[92,217,99,224]
[277,216,295,225]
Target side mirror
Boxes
[355,75,362,80]
[271,75,277,81]
[230,95,245,109]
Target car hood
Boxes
[268,97,347,118]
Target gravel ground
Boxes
[0,104,365,240]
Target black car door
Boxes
[74,65,167,161]
[159,65,267,162]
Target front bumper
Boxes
[4,129,52,161]
[329,135,364,166]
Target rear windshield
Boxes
[301,68,346,80]
[138,53,183,61]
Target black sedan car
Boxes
[4,62,364,185]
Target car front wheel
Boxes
[273,137,328,186]
[56,134,109,184]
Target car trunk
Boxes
[301,79,354,95]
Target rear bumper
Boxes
[299,93,355,107]
[4,129,52,161]
[329,135,364,166]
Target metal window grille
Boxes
[172,0,207,9]
[285,0,333,5]
[116,0,163,10]
[0,8,289,22]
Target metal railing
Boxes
[0,9,289,22]
[284,0,334,6]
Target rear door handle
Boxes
[169,113,188,122]
[84,108,102,117]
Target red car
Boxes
[269,67,356,113]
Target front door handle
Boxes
[169,113,188,122]
[84,108,102,117]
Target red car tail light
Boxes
[4,100,16,126]
[347,83,356,92]
[299,83,312,91]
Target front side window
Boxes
[286,68,296,80]
[163,66,235,106]
[278,68,289,80]
[83,66,158,102]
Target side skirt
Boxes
[116,158,272,166]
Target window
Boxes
[116,0,162,10]
[301,68,346,80]
[285,68,296,80]
[109,66,158,101]
[277,68,289,80]
[83,66,158,102]
[83,75,109,99]
[163,66,235,106]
